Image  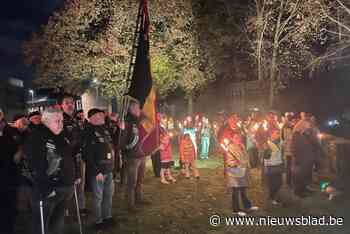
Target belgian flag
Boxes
[127,0,158,155]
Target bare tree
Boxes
[246,0,325,107]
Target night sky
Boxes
[0,0,63,85]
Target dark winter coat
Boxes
[23,125,77,197]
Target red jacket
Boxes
[160,138,172,162]
[179,138,196,163]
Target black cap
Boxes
[28,111,41,119]
[13,114,26,122]
[88,108,104,118]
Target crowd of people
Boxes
[0,93,340,233]
[1,94,151,233]
[158,111,329,216]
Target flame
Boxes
[263,121,268,131]
[278,122,283,129]
[253,123,259,131]
[223,138,229,145]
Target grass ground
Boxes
[16,150,350,234]
[62,152,350,234]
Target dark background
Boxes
[0,0,63,85]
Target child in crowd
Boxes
[159,132,176,184]
[263,129,284,206]
[179,134,200,179]
[222,133,259,216]
[200,121,211,159]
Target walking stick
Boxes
[39,200,45,234]
[74,185,83,234]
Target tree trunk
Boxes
[269,48,278,108]
[187,95,193,116]
[257,36,263,81]
[269,0,284,109]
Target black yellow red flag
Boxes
[127,0,159,155]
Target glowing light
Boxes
[223,138,229,145]
[169,132,174,138]
[213,124,217,129]
[263,121,268,131]
[278,122,283,129]
[318,133,324,139]
[253,123,259,131]
[220,143,228,152]
[328,120,339,127]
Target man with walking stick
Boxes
[24,108,80,234]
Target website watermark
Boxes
[209,214,344,227]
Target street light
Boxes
[29,89,34,111]
[92,79,99,98]
[29,89,34,102]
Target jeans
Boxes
[32,186,74,234]
[264,168,283,200]
[232,187,252,212]
[126,157,146,207]
[91,172,114,224]
[200,137,210,159]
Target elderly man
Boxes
[58,94,85,215]
[24,108,79,234]
[83,108,116,230]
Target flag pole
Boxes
[121,0,144,121]
[118,0,144,151]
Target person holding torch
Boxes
[219,116,259,216]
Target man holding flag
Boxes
[120,0,159,212]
